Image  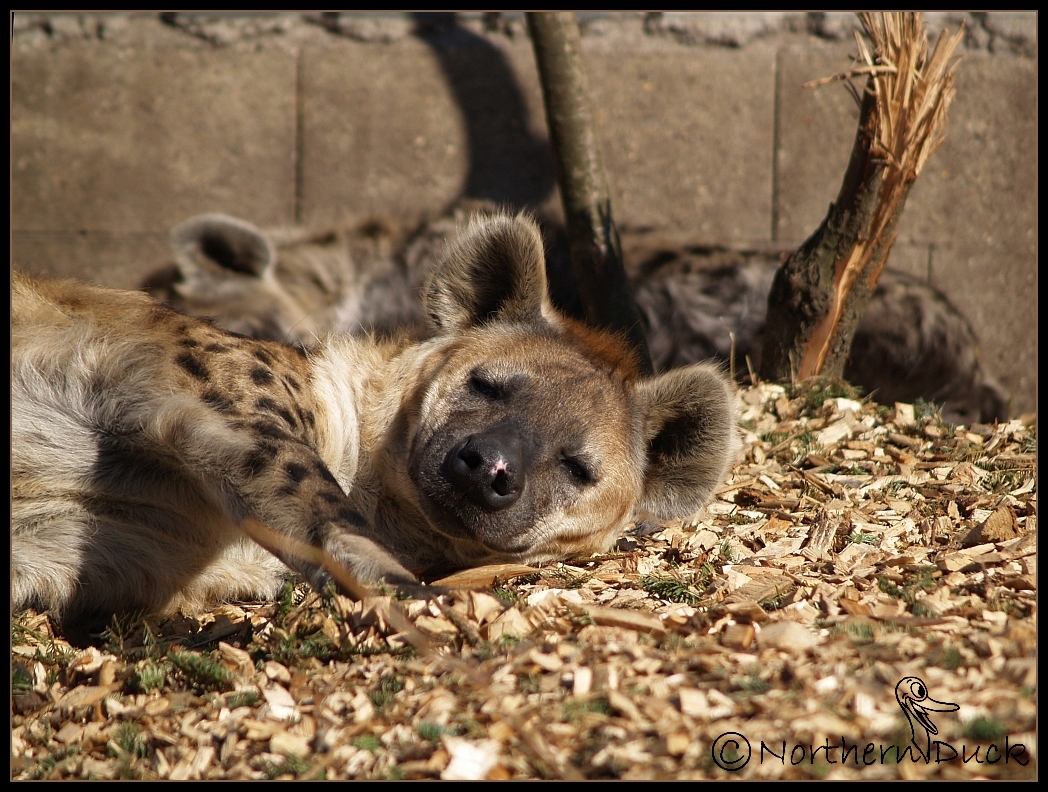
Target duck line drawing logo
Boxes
[895,676,960,762]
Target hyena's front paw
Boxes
[316,533,442,600]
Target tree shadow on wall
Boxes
[408,13,583,316]
[410,12,556,211]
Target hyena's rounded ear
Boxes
[423,213,551,331]
[171,213,276,281]
[634,363,740,520]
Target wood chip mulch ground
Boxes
[11,381,1037,780]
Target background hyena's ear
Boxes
[634,363,739,520]
[171,213,276,281]
[423,213,551,331]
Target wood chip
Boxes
[573,605,667,638]
[483,607,531,641]
[756,621,821,651]
[607,690,647,724]
[719,575,794,610]
[961,505,1019,546]
[720,623,756,650]
[802,507,847,561]
[833,543,884,574]
[54,684,119,711]
[270,732,310,759]
[715,600,771,624]
[261,685,298,723]
[434,564,541,588]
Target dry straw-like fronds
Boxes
[856,11,964,179]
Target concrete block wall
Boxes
[11,12,1037,415]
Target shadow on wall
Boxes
[410,12,556,211]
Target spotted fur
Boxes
[631,247,1009,425]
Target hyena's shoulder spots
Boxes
[13,272,380,619]
[15,271,318,430]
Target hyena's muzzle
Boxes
[419,414,556,557]
[408,333,645,563]
[443,425,527,512]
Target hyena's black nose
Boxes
[445,433,524,510]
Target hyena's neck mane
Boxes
[556,315,644,384]
[306,332,466,566]
[307,332,444,488]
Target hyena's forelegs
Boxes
[147,398,425,598]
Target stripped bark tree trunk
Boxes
[528,11,654,374]
[760,13,964,384]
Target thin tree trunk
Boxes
[528,11,653,374]
[760,13,963,383]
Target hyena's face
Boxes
[398,213,739,567]
[409,329,643,564]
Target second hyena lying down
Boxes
[12,213,738,621]
[631,246,1010,426]
[152,209,1008,426]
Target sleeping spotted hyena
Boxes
[12,213,739,622]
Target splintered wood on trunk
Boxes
[760,87,890,382]
[760,13,963,384]
[527,12,653,374]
